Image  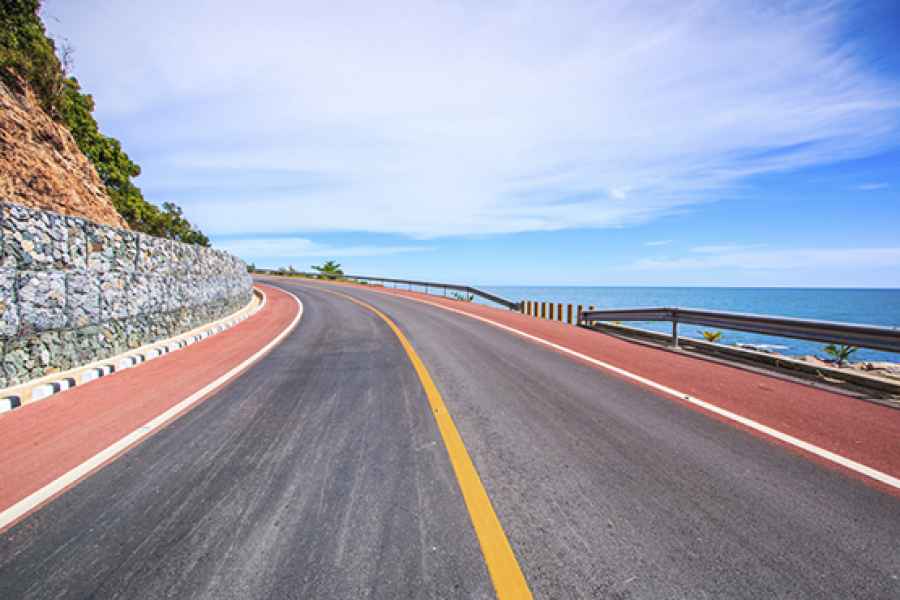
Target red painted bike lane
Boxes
[0,284,300,518]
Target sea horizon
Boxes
[466,285,900,363]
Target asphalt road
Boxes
[2,278,899,599]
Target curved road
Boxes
[1,278,898,599]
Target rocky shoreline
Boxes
[732,343,900,382]
[796,355,900,381]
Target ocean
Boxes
[469,286,900,363]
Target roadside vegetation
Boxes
[311,260,344,279]
[701,330,723,343]
[823,343,858,367]
[0,0,209,244]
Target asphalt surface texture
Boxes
[1,277,899,599]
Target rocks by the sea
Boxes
[797,355,829,367]
[848,361,900,380]
[792,354,900,381]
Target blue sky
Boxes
[43,1,900,286]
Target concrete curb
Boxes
[0,288,266,414]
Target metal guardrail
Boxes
[579,307,900,353]
[255,270,520,310]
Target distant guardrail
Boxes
[255,270,521,310]
[579,306,900,353]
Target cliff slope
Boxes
[0,76,128,228]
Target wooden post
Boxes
[557,303,563,322]
[567,304,573,324]
[541,302,546,319]
[577,304,583,324]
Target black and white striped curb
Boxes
[0,292,264,414]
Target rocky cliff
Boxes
[0,76,128,229]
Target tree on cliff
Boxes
[0,0,209,246]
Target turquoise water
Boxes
[469,286,900,362]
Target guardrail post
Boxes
[671,309,679,348]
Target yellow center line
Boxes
[314,285,533,600]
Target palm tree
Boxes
[311,260,344,279]
[823,344,858,367]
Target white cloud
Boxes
[689,244,766,254]
[213,237,431,260]
[631,247,900,271]
[644,240,672,247]
[857,182,889,190]
[43,1,900,238]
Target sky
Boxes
[42,1,900,286]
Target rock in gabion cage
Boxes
[0,202,253,388]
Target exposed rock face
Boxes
[0,76,128,229]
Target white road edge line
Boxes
[350,284,900,492]
[0,288,304,532]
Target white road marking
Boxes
[353,284,900,492]
[0,288,303,532]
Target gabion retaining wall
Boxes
[0,202,253,388]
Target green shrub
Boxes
[450,292,474,302]
[311,260,343,279]
[823,344,858,367]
